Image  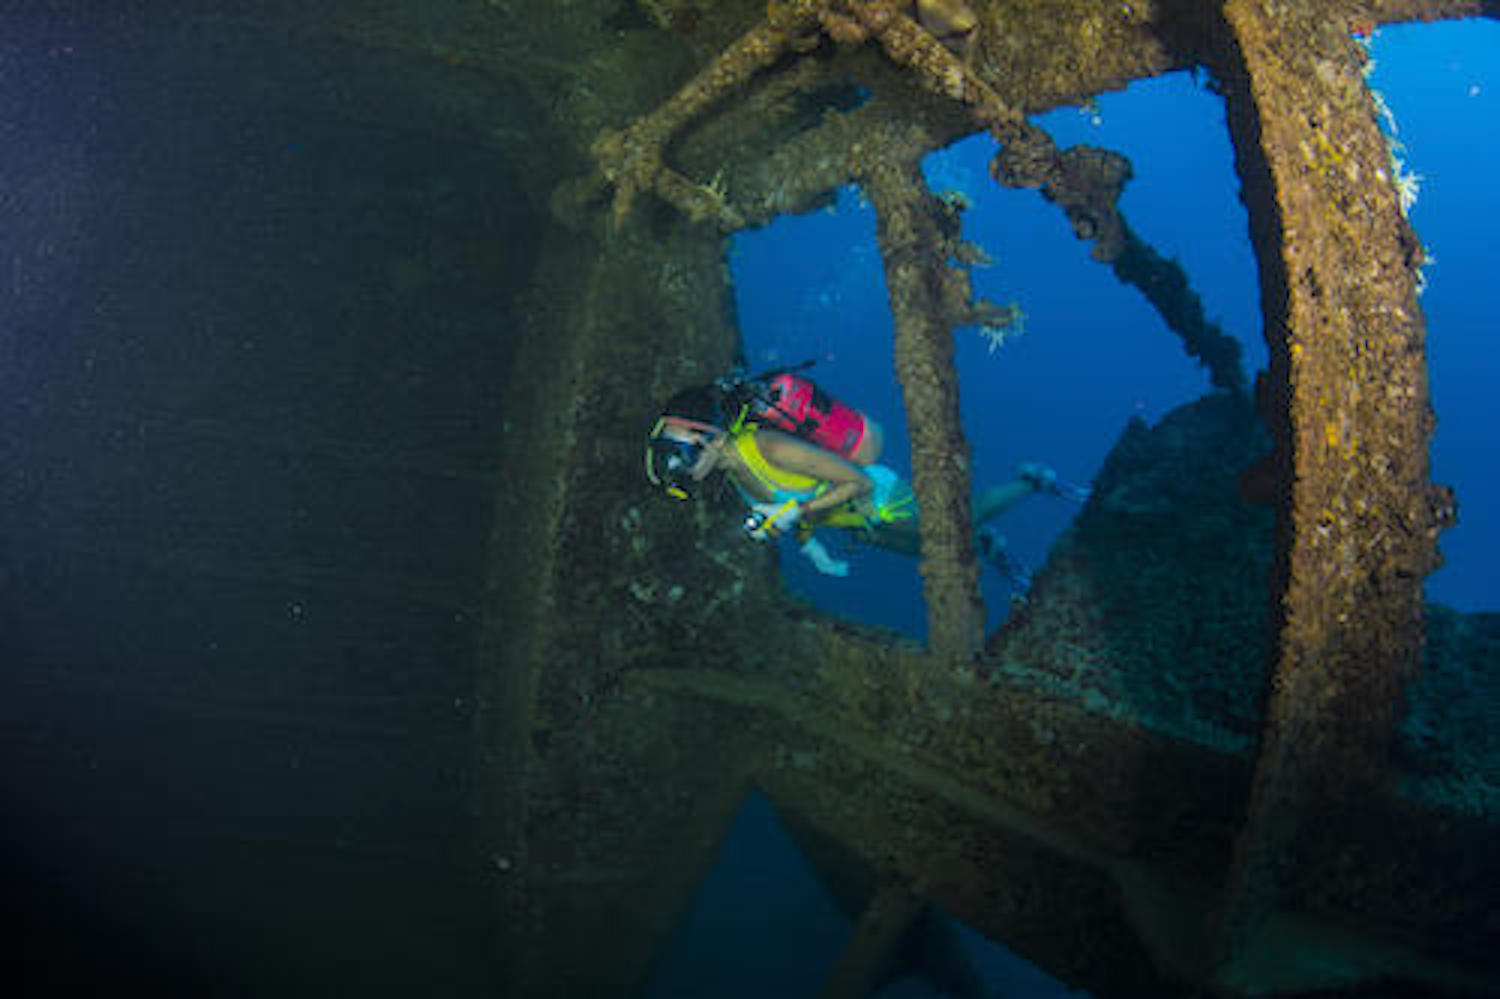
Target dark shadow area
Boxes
[1,9,544,993]
[876,909,1088,999]
[644,792,850,997]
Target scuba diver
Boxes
[644,371,1088,581]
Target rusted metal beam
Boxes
[1208,0,1454,974]
[860,153,986,661]
[819,875,926,999]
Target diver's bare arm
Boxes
[759,433,871,516]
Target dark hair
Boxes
[658,385,726,428]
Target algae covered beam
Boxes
[819,876,926,999]
[589,7,820,228]
[1207,0,1455,977]
[861,153,985,661]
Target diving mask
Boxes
[645,418,715,500]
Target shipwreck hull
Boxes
[4,1,1495,995]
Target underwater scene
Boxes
[1,3,1495,997]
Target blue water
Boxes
[1366,20,1500,612]
[731,21,1499,640]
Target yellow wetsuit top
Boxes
[730,428,911,531]
[730,428,825,504]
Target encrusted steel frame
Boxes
[478,1,1497,996]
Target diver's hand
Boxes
[745,500,802,541]
[799,536,849,577]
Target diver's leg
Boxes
[975,480,1035,524]
[976,525,1033,590]
[861,479,1025,556]
[849,417,885,465]
[975,463,1091,524]
[861,519,922,556]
